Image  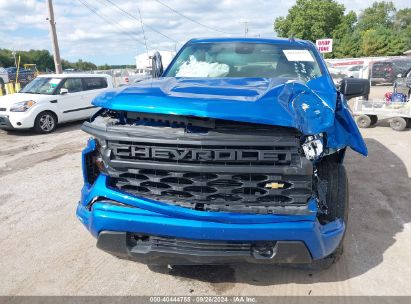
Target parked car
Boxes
[77,38,370,269]
[343,65,363,78]
[0,73,113,133]
[0,67,9,89]
[394,67,411,100]
[5,67,36,84]
[325,62,346,84]
[370,59,411,86]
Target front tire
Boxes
[308,156,348,270]
[34,111,57,134]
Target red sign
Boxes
[316,39,333,53]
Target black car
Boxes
[370,59,411,86]
[394,67,411,99]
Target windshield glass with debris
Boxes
[20,77,62,95]
[165,42,323,82]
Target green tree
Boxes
[274,0,345,41]
[333,32,362,58]
[332,11,361,58]
[61,59,75,70]
[26,50,54,71]
[332,11,357,39]
[356,1,396,31]
[73,59,97,71]
[0,49,14,67]
[394,8,411,29]
[97,64,111,70]
[360,26,407,56]
[399,24,411,50]
[1,48,101,72]
[274,0,411,58]
[394,8,411,54]
[357,2,409,56]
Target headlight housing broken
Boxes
[302,134,324,161]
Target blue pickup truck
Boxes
[77,38,369,269]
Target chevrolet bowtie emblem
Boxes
[265,182,285,189]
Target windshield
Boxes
[165,42,323,82]
[20,77,62,95]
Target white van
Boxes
[0,74,113,133]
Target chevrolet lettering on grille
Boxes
[113,145,291,162]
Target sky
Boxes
[0,0,409,65]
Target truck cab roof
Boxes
[187,37,311,46]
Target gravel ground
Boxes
[0,111,410,296]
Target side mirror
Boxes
[339,78,370,100]
[151,51,163,78]
[60,88,69,95]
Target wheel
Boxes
[369,115,378,126]
[356,115,372,128]
[371,81,376,86]
[308,156,348,270]
[317,156,349,224]
[390,117,407,131]
[34,111,57,133]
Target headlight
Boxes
[302,134,324,160]
[10,100,36,112]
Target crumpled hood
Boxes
[92,76,367,156]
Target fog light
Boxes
[302,134,324,160]
[251,242,278,260]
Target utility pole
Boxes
[240,21,249,38]
[12,50,17,67]
[138,8,149,58]
[46,0,62,74]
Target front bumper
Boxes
[96,231,313,264]
[0,112,35,129]
[77,175,345,264]
[0,115,14,130]
[76,139,346,264]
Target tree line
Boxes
[274,0,411,58]
[2,0,408,68]
[0,49,129,71]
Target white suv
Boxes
[0,74,113,133]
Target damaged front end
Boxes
[76,76,365,264]
[82,110,316,215]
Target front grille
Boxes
[109,140,300,167]
[109,169,311,213]
[98,120,313,214]
[0,108,6,112]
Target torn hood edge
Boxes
[92,76,368,156]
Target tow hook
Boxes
[251,242,278,260]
